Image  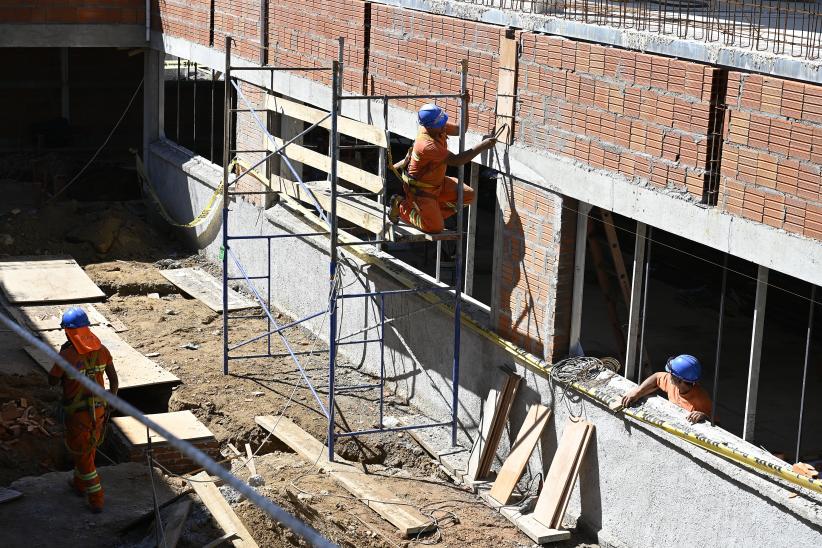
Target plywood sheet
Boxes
[257,415,432,536]
[489,405,552,505]
[532,419,592,529]
[24,326,178,390]
[7,303,109,331]
[0,256,105,304]
[112,411,214,447]
[159,268,257,313]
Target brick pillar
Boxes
[493,179,576,362]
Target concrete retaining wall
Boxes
[148,139,822,548]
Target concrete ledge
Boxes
[0,24,148,47]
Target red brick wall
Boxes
[153,0,211,46]
[496,181,575,361]
[721,72,822,239]
[517,34,716,200]
[1,1,145,24]
[267,0,367,93]
[213,0,263,61]
[368,5,499,134]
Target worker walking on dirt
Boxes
[621,354,712,424]
[48,307,118,513]
[389,103,497,234]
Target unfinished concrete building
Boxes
[1,1,822,546]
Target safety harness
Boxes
[387,132,441,200]
[62,351,109,453]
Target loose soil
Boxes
[0,200,597,547]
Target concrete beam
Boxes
[743,265,768,443]
[156,34,822,289]
[0,25,147,48]
[624,221,647,381]
[370,0,821,84]
[568,202,591,354]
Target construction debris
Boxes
[0,398,55,447]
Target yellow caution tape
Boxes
[133,151,233,228]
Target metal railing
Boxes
[460,1,822,60]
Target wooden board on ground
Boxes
[189,472,258,548]
[112,411,214,447]
[466,388,499,483]
[532,419,593,529]
[6,302,110,331]
[24,326,179,390]
[489,405,552,505]
[256,415,432,537]
[159,268,257,313]
[0,256,105,305]
[265,94,388,148]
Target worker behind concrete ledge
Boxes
[621,354,712,424]
[48,307,119,513]
[389,103,497,234]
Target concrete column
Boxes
[143,48,164,160]
[625,221,647,379]
[568,202,591,355]
[743,265,768,442]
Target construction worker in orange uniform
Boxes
[389,103,497,233]
[48,307,118,513]
[621,354,712,424]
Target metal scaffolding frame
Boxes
[220,37,468,462]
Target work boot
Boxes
[388,194,402,225]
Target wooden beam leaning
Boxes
[488,405,552,505]
[264,134,383,193]
[495,29,518,145]
[265,94,387,148]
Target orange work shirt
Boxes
[49,342,113,402]
[407,124,456,187]
[656,373,712,415]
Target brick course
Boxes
[721,72,822,240]
[154,0,211,47]
[367,5,500,134]
[0,1,145,24]
[517,34,716,200]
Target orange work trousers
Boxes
[66,406,106,510]
[398,176,475,234]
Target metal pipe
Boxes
[711,255,728,426]
[221,38,232,376]
[176,57,181,142]
[379,293,386,428]
[339,286,452,299]
[267,238,272,356]
[335,383,381,393]
[193,62,198,149]
[795,285,816,462]
[228,66,331,72]
[340,93,464,101]
[327,60,340,463]
[335,421,452,438]
[451,59,468,447]
[637,225,653,384]
[227,232,328,240]
[336,338,382,346]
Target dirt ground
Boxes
[0,200,597,547]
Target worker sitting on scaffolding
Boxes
[389,103,497,234]
[621,354,712,424]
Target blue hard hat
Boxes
[61,307,91,329]
[418,103,448,129]
[665,354,702,383]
